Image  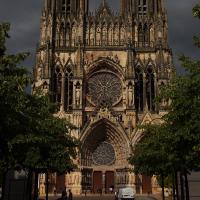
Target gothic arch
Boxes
[64,67,73,111]
[144,60,156,72]
[52,65,62,104]
[87,58,124,77]
[135,59,145,71]
[135,66,144,111]
[131,113,164,145]
[145,65,156,111]
[86,59,123,107]
[80,118,130,167]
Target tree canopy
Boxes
[129,5,200,198]
[0,22,78,185]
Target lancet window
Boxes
[138,23,150,46]
[138,0,148,15]
[102,25,107,45]
[62,0,66,12]
[53,67,62,104]
[60,22,65,47]
[146,66,155,111]
[144,23,149,44]
[66,23,70,46]
[66,0,71,14]
[135,67,144,111]
[64,67,73,111]
[138,23,143,46]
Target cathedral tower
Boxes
[34,0,174,196]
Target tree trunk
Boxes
[184,171,189,200]
[27,170,33,200]
[45,171,49,200]
[180,172,185,200]
[161,173,165,200]
[175,171,180,200]
[33,171,39,200]
[172,172,176,200]
[1,171,7,200]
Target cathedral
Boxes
[33,0,174,196]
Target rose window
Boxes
[87,71,122,107]
[92,142,116,165]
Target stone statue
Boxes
[128,84,134,107]
[75,84,81,107]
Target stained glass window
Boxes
[92,142,116,165]
[87,72,122,107]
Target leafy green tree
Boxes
[0,23,78,200]
[129,4,200,200]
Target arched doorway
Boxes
[80,119,130,193]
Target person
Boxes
[115,191,118,200]
[68,190,73,200]
[61,187,67,200]
[53,186,57,196]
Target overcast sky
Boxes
[0,0,200,73]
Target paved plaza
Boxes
[42,194,159,200]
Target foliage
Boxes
[157,175,173,188]
[0,22,77,180]
[129,4,200,178]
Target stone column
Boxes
[80,81,83,108]
[73,81,76,109]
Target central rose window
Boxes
[92,142,116,165]
[87,71,122,107]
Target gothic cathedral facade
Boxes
[34,0,174,196]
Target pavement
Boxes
[41,194,160,200]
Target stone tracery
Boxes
[87,71,122,107]
[35,0,175,196]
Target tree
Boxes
[129,124,176,200]
[0,23,78,200]
[129,4,200,200]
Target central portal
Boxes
[93,171,114,194]
[81,119,130,193]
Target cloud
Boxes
[0,0,200,73]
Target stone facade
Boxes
[33,0,174,196]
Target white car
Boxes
[117,187,135,200]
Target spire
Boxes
[80,0,89,14]
[96,0,112,16]
[121,0,133,15]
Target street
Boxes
[41,194,159,200]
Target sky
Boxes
[0,0,200,73]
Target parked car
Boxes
[117,187,135,200]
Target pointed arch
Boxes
[138,23,143,46]
[135,65,144,111]
[53,65,62,104]
[80,118,130,167]
[146,65,155,111]
[66,22,71,46]
[60,21,65,47]
[64,66,73,111]
[143,22,149,45]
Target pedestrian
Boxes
[68,189,73,200]
[61,187,67,200]
[53,186,57,196]
[115,191,118,200]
